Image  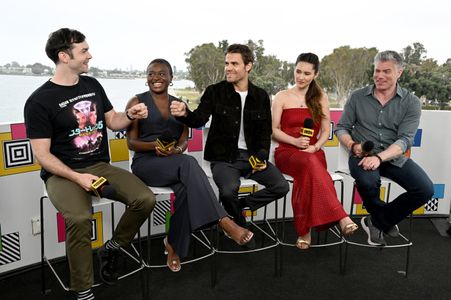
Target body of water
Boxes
[0,74,194,124]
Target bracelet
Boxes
[375,154,383,164]
[175,146,183,154]
[126,109,135,121]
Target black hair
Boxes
[147,58,173,77]
[45,28,85,64]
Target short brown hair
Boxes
[226,44,254,65]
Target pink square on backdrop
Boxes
[170,193,176,214]
[187,128,203,152]
[56,212,66,242]
[353,188,363,204]
[11,123,27,140]
[330,110,343,125]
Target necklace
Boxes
[289,90,307,108]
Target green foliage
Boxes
[185,43,225,93]
[319,46,378,107]
[402,42,427,65]
[249,40,293,96]
[184,40,450,107]
[185,40,293,96]
[30,63,46,75]
[399,43,451,107]
[89,66,102,77]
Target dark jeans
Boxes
[349,156,434,231]
[211,150,289,227]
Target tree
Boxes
[30,62,46,75]
[185,40,293,95]
[319,46,378,106]
[399,43,451,108]
[402,42,427,65]
[89,66,102,77]
[185,43,225,93]
[247,39,293,96]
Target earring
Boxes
[169,82,174,86]
[145,82,148,86]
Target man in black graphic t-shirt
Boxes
[24,28,155,300]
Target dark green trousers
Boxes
[46,162,155,291]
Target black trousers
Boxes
[211,150,289,227]
[132,153,227,257]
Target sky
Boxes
[1,0,450,72]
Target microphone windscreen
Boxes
[362,140,374,152]
[100,185,117,200]
[255,149,268,161]
[303,118,314,129]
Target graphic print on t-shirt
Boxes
[69,100,104,154]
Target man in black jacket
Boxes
[171,44,289,226]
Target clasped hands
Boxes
[155,145,180,157]
[352,143,380,171]
[294,136,316,153]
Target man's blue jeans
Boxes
[349,157,434,231]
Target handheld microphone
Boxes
[300,118,314,137]
[361,140,374,157]
[90,177,117,199]
[249,149,268,170]
[156,131,176,152]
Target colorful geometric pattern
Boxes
[425,198,439,212]
[56,212,104,249]
[3,139,33,168]
[114,130,126,140]
[354,183,445,215]
[421,183,445,214]
[153,199,171,227]
[0,232,21,265]
[0,123,41,176]
[324,111,423,149]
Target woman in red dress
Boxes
[272,53,358,249]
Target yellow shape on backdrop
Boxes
[239,185,259,217]
[355,186,386,215]
[356,186,426,215]
[0,133,41,176]
[238,185,258,194]
[325,135,339,147]
[412,205,425,215]
[109,138,129,162]
[91,211,104,249]
[244,210,257,217]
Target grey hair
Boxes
[374,50,404,69]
